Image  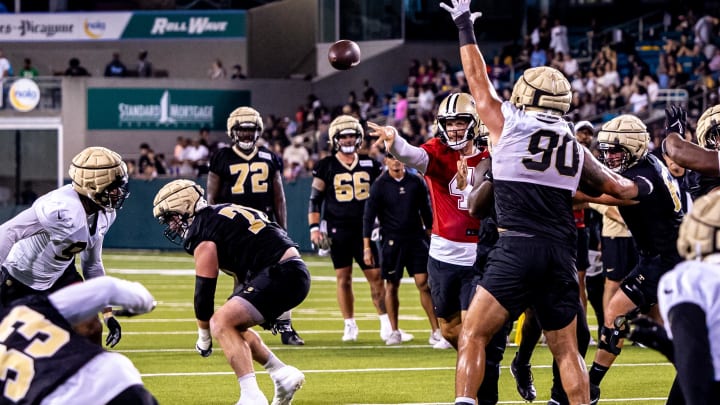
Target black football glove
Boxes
[105,316,122,348]
[665,105,687,137]
[628,316,674,362]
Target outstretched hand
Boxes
[367,121,396,152]
[439,0,482,23]
[665,105,687,137]
[457,157,469,190]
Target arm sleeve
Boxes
[387,127,430,174]
[49,276,155,324]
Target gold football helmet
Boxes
[329,115,363,154]
[68,146,129,210]
[597,114,649,173]
[227,106,263,150]
[677,190,720,261]
[696,104,720,150]
[153,179,207,244]
[436,92,482,150]
[510,66,572,115]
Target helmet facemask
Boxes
[703,122,720,150]
[69,147,130,211]
[436,93,481,151]
[96,177,130,210]
[598,144,631,173]
[334,130,362,154]
[329,115,364,154]
[152,179,207,245]
[157,211,192,245]
[226,107,263,150]
[438,117,476,150]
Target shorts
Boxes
[328,226,378,270]
[427,256,474,319]
[602,236,637,282]
[231,258,311,324]
[576,227,589,272]
[380,237,429,281]
[621,253,677,310]
[480,235,580,331]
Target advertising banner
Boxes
[87,88,251,130]
[0,11,245,41]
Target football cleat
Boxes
[280,326,305,346]
[385,330,402,346]
[195,340,212,357]
[510,353,537,402]
[342,324,359,342]
[270,365,305,405]
[433,336,453,349]
[590,383,601,405]
[429,329,442,346]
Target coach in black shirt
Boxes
[362,153,438,345]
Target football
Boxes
[328,40,361,70]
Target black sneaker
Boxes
[281,328,305,345]
[590,383,600,405]
[510,354,537,402]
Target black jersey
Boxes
[0,295,103,405]
[312,154,382,229]
[362,171,432,241]
[208,146,283,220]
[691,172,720,199]
[620,154,684,262]
[183,204,297,281]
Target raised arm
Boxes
[663,105,720,176]
[367,122,429,173]
[441,0,504,144]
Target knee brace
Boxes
[620,276,652,313]
[598,325,624,356]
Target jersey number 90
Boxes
[522,130,579,177]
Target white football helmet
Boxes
[597,114,649,173]
[677,190,720,261]
[68,146,129,210]
[329,115,363,154]
[153,179,207,244]
[511,66,572,115]
[696,104,720,150]
[227,106,263,150]
[436,92,482,150]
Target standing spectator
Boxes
[530,43,547,67]
[104,53,127,77]
[416,83,435,119]
[136,50,153,77]
[208,59,226,80]
[362,79,378,107]
[362,153,437,346]
[171,136,187,175]
[550,18,570,56]
[231,64,246,79]
[694,15,719,60]
[19,58,38,78]
[137,143,156,178]
[0,49,11,79]
[283,135,310,182]
[308,115,393,342]
[152,179,309,405]
[181,137,209,176]
[65,57,90,76]
[393,92,408,124]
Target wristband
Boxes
[456,12,477,46]
[309,223,320,233]
[633,176,654,197]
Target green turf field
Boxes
[102,250,675,404]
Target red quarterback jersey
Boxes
[421,138,489,244]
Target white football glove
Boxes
[439,0,482,23]
[196,328,213,357]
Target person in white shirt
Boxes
[0,146,130,348]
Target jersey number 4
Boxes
[0,306,70,402]
[522,130,579,176]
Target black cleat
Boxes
[510,354,537,402]
[281,329,305,345]
[590,383,600,405]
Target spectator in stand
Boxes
[0,49,12,79]
[643,74,660,104]
[393,92,408,125]
[530,15,551,50]
[231,64,247,79]
[619,75,634,101]
[154,152,168,176]
[562,53,579,78]
[628,84,650,114]
[597,61,621,93]
[137,143,156,179]
[136,50,153,78]
[171,137,188,175]
[362,79,378,108]
[694,15,719,60]
[104,53,127,77]
[283,135,310,182]
[571,71,586,96]
[417,83,435,120]
[530,43,547,67]
[676,34,697,57]
[666,54,684,88]
[65,57,90,77]
[19,58,38,78]
[550,18,570,56]
[708,48,720,73]
[180,137,209,176]
[208,59,226,80]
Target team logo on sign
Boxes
[9,78,41,112]
[84,19,107,39]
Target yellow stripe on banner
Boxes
[514,312,525,345]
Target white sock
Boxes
[238,373,261,395]
[379,314,390,329]
[263,353,286,375]
[198,327,210,340]
[344,318,356,327]
[455,396,475,405]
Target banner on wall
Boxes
[0,11,246,41]
[87,88,251,130]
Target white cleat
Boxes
[380,324,392,341]
[433,336,453,349]
[386,330,402,345]
[342,324,359,342]
[428,329,442,346]
[271,365,305,405]
[399,329,414,342]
